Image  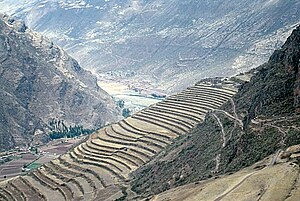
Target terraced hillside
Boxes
[0,81,237,200]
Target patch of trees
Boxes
[116,100,132,118]
[151,93,166,99]
[0,156,13,165]
[48,118,95,140]
[122,108,131,118]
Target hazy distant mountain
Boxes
[0,14,120,150]
[0,0,299,91]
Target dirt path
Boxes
[213,172,257,201]
[213,109,243,128]
[212,114,226,173]
[265,124,287,146]
[269,150,281,166]
[229,98,239,120]
[212,114,226,148]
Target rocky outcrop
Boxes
[0,14,120,151]
[234,26,300,126]
[284,27,300,113]
[130,25,300,197]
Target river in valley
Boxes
[98,80,166,115]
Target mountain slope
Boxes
[0,14,120,151]
[130,25,300,197]
[151,152,300,201]
[0,74,238,200]
[0,0,299,91]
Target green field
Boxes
[26,162,41,170]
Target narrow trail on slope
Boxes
[213,172,257,201]
[213,109,243,128]
[211,98,241,173]
[229,98,240,122]
[212,113,226,173]
[269,150,281,166]
[265,124,287,146]
[212,114,226,148]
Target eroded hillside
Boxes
[0,14,120,150]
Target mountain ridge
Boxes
[0,14,120,150]
[0,0,299,92]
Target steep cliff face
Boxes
[235,25,300,125]
[283,27,300,112]
[130,25,300,197]
[0,14,120,151]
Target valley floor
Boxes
[0,137,85,181]
[97,77,166,113]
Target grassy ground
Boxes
[26,162,41,170]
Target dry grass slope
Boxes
[150,149,300,201]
